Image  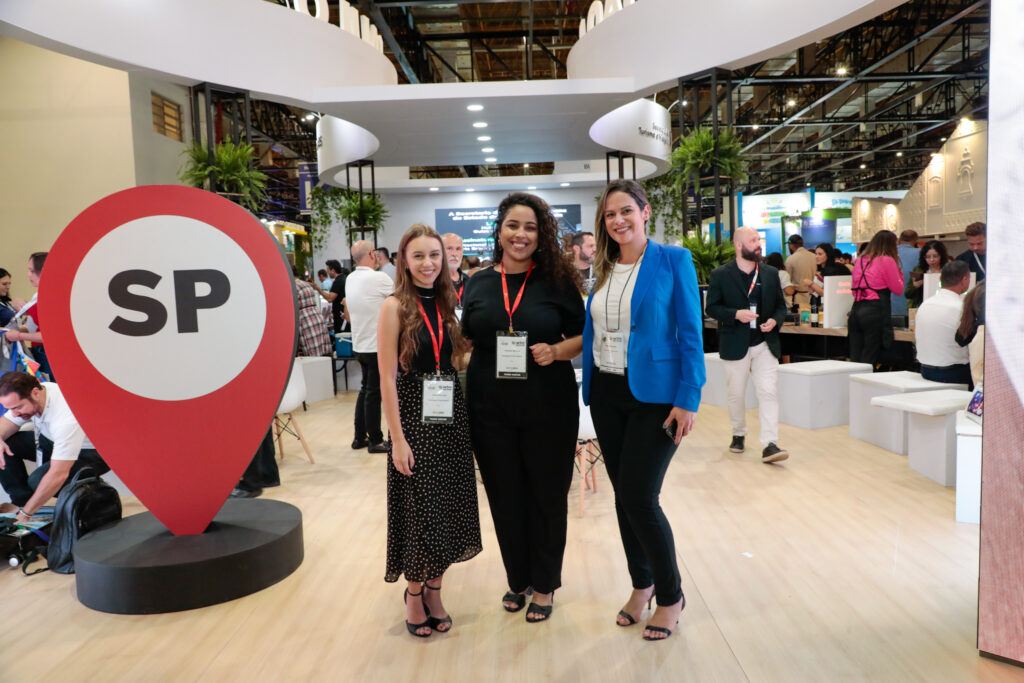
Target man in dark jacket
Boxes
[706,227,789,463]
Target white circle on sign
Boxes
[70,215,268,401]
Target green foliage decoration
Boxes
[179,141,268,214]
[307,185,390,250]
[668,126,748,190]
[680,231,736,285]
[641,174,685,241]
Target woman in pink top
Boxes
[849,230,904,367]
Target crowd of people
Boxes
[0,182,987,644]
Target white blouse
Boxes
[591,250,645,367]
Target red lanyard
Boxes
[747,264,759,297]
[456,281,465,304]
[415,298,444,374]
[500,262,533,332]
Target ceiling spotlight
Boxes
[304,113,316,121]
[786,99,796,107]
[528,186,537,190]
[485,157,497,163]
[560,182,571,187]
[681,100,688,107]
[482,147,495,153]
[806,182,811,186]
[477,135,491,142]
[472,122,488,128]
[466,188,475,192]
[466,104,484,112]
[859,163,866,169]
[896,151,903,157]
[752,124,760,130]
[836,66,848,77]
[941,137,948,141]
[523,163,530,168]
[429,187,439,192]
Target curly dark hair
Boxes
[491,193,581,293]
[917,240,950,272]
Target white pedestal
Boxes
[295,356,334,403]
[870,389,973,486]
[955,410,982,524]
[702,353,756,409]
[777,360,872,429]
[849,372,965,454]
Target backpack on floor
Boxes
[46,467,123,574]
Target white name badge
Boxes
[454,306,463,322]
[599,331,627,375]
[496,331,528,379]
[749,304,758,329]
[421,376,455,424]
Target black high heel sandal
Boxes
[525,591,554,623]
[617,588,654,627]
[501,587,532,613]
[642,594,686,642]
[404,587,432,638]
[423,581,452,633]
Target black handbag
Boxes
[45,467,122,574]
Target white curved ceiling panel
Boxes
[568,0,907,93]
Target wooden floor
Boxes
[2,391,1022,682]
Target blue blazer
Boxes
[582,240,705,412]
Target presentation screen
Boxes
[434,205,582,258]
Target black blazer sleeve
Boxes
[705,264,739,326]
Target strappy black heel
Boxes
[404,587,431,638]
[617,588,654,627]
[423,581,452,633]
[525,591,554,623]
[643,594,686,641]
[501,586,532,613]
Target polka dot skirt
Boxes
[385,371,482,583]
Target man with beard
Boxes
[442,233,468,311]
[706,227,789,463]
[570,231,596,293]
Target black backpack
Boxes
[45,467,123,574]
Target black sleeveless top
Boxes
[402,287,455,375]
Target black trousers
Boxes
[355,352,384,444]
[589,370,683,606]
[848,300,889,367]
[920,363,974,391]
[471,392,577,595]
[0,432,109,507]
[236,426,280,493]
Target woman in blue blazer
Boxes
[583,179,705,641]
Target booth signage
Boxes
[39,185,298,535]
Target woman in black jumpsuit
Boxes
[461,193,584,622]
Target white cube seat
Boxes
[849,372,966,454]
[955,410,982,524]
[870,389,974,486]
[777,360,872,429]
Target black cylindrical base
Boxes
[74,499,303,614]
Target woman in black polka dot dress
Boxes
[378,223,482,638]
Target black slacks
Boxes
[237,426,280,493]
[355,352,384,444]
[589,370,683,606]
[920,363,974,391]
[848,300,888,367]
[470,372,578,595]
[0,432,109,506]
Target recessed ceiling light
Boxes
[527,186,537,190]
[482,147,495,153]
[560,182,570,187]
[941,137,947,141]
[896,151,903,157]
[304,113,316,121]
[429,187,439,192]
[485,157,497,163]
[806,182,811,186]
[466,104,484,112]
[859,163,866,169]
[752,124,760,130]
[473,122,488,128]
[466,188,475,192]
[477,135,491,141]
[523,163,530,168]
[836,66,848,76]
[787,99,796,107]
[681,100,688,106]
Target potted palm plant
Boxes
[179,141,269,214]
[669,127,747,190]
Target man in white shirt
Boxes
[442,233,467,309]
[0,372,108,522]
[346,241,394,452]
[915,260,973,389]
[375,247,397,281]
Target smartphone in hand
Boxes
[663,420,677,439]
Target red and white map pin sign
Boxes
[39,185,297,535]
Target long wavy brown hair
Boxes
[491,193,581,293]
[394,223,468,372]
[592,180,650,292]
[860,229,901,268]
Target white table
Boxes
[870,389,974,486]
[777,360,872,429]
[702,353,756,409]
[849,372,966,454]
[955,410,982,523]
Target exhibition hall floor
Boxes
[1,391,1021,682]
